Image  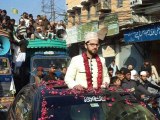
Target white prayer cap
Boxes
[140,71,147,76]
[84,32,99,43]
[131,70,138,76]
[131,70,138,79]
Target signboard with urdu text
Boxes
[124,23,160,43]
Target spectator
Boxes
[43,64,58,81]
[47,24,55,39]
[121,68,152,99]
[16,19,27,37]
[56,21,65,32]
[141,59,152,76]
[21,12,30,27]
[34,66,44,86]
[127,64,138,80]
[42,15,50,30]
[108,59,119,77]
[34,27,47,40]
[28,14,35,25]
[140,71,160,94]
[110,76,121,88]
[131,70,140,81]
[58,66,67,80]
[36,19,46,34]
[34,15,41,28]
[1,10,7,20]
[108,67,113,78]
[26,21,35,39]
[150,62,160,84]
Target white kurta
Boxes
[65,55,110,88]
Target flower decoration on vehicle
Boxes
[38,80,149,120]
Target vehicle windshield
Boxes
[31,56,70,72]
[0,57,11,75]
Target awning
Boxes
[124,22,160,43]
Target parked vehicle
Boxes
[0,32,15,119]
[7,81,157,120]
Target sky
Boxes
[0,0,66,23]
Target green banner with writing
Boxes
[104,13,119,36]
[77,21,98,42]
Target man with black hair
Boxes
[58,66,67,80]
[43,64,58,81]
[65,32,110,90]
[121,68,153,99]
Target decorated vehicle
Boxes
[0,31,15,119]
[7,80,158,120]
[13,37,70,92]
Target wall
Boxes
[116,44,143,72]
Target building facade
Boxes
[66,0,160,75]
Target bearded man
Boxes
[65,32,110,90]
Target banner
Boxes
[77,21,98,42]
[124,23,160,43]
[66,26,78,44]
[104,14,119,36]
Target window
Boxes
[95,5,98,17]
[87,7,91,20]
[79,14,81,24]
[117,0,123,8]
[73,16,75,25]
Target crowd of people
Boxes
[1,9,160,117]
[0,9,67,73]
[0,9,66,40]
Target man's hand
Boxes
[73,85,85,91]
[101,82,109,88]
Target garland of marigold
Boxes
[82,52,102,89]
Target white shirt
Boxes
[64,54,110,88]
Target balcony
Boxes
[81,0,90,6]
[67,8,75,13]
[96,1,111,12]
[73,5,82,10]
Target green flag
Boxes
[12,8,18,14]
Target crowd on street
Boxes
[1,9,160,118]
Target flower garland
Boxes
[82,52,102,89]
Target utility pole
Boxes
[50,0,55,21]
[41,0,55,22]
[41,0,66,22]
[41,0,45,13]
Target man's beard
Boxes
[87,49,98,56]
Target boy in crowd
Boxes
[110,76,121,88]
